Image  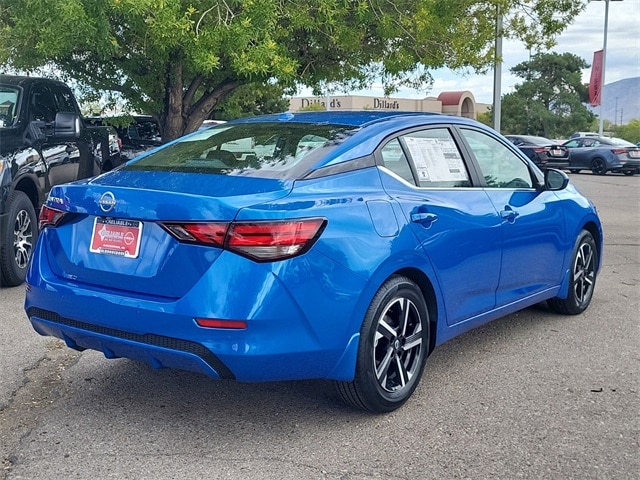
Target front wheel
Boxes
[590,158,607,175]
[1,191,38,287]
[622,170,635,176]
[335,275,430,413]
[548,230,598,315]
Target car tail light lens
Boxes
[162,223,228,247]
[39,205,67,229]
[533,147,547,153]
[161,218,326,262]
[612,148,627,154]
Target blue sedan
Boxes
[25,112,602,412]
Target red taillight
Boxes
[38,205,66,229]
[611,148,627,155]
[117,136,123,150]
[162,222,228,246]
[533,147,547,153]
[161,218,326,261]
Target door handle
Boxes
[410,212,438,227]
[500,208,519,223]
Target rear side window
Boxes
[125,122,355,179]
[380,139,415,184]
[401,128,471,188]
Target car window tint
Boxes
[126,122,354,179]
[380,138,415,184]
[51,85,77,113]
[0,87,19,128]
[564,140,580,148]
[461,128,533,189]
[30,84,57,122]
[400,128,471,188]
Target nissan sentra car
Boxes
[25,111,602,412]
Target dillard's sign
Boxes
[299,97,401,110]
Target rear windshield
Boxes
[0,86,20,128]
[124,122,356,179]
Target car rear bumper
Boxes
[24,236,363,382]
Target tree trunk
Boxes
[162,56,185,142]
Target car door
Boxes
[378,126,502,326]
[457,127,566,307]
[29,82,81,186]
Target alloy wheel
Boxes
[13,209,33,269]
[573,240,596,305]
[373,297,423,393]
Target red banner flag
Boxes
[589,50,603,106]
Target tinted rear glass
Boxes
[125,122,356,179]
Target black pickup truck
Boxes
[0,74,116,286]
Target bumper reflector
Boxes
[195,318,247,329]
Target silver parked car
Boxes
[563,136,640,176]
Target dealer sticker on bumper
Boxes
[90,217,143,258]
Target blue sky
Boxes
[298,0,640,104]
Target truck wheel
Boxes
[1,191,38,287]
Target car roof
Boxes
[506,135,552,144]
[0,74,69,89]
[227,111,444,128]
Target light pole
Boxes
[596,0,623,136]
[492,5,503,132]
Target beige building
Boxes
[289,91,491,120]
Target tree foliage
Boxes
[0,0,587,141]
[500,52,595,138]
[612,119,640,144]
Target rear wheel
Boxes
[1,191,38,287]
[548,230,597,315]
[622,170,635,176]
[590,158,607,175]
[335,275,430,413]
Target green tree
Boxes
[0,0,587,141]
[501,52,595,138]
[613,119,640,144]
[210,83,290,121]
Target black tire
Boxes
[335,275,430,413]
[548,230,597,315]
[622,170,635,176]
[1,191,38,287]
[590,158,607,175]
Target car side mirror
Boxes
[544,168,569,191]
[54,111,81,139]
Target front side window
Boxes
[51,85,77,113]
[460,129,533,189]
[30,84,57,123]
[0,86,19,128]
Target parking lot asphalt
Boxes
[1,172,638,480]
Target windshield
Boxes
[0,86,19,128]
[125,122,356,179]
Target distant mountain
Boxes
[589,77,639,124]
